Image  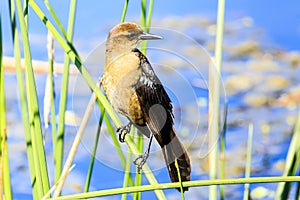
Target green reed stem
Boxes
[55,0,77,182]
[103,113,135,188]
[22,0,28,24]
[140,0,154,53]
[134,131,143,200]
[175,159,185,200]
[53,91,97,197]
[0,10,13,199]
[140,0,146,53]
[44,0,68,39]
[122,150,133,200]
[141,0,146,27]
[209,0,225,199]
[46,31,58,180]
[50,176,300,200]
[84,106,105,192]
[16,0,50,198]
[8,0,38,198]
[122,128,135,200]
[219,104,227,200]
[120,0,129,23]
[276,110,300,199]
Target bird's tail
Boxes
[159,128,191,192]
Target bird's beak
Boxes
[139,32,163,40]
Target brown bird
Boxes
[101,22,191,191]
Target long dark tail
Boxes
[158,128,191,192]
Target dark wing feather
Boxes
[133,49,191,190]
[133,49,174,146]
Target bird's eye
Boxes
[126,30,138,41]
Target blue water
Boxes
[2,0,300,58]
[2,0,300,199]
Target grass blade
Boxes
[219,103,227,200]
[45,31,59,182]
[276,110,300,199]
[84,107,105,192]
[49,176,300,199]
[0,9,13,199]
[8,0,39,197]
[121,128,135,200]
[56,0,77,182]
[134,130,143,200]
[44,0,68,39]
[53,90,97,197]
[175,159,185,200]
[15,0,50,197]
[140,0,154,53]
[209,0,225,199]
[120,0,129,23]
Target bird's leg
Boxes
[116,122,132,143]
[133,132,154,173]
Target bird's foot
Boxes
[116,123,132,143]
[133,152,149,173]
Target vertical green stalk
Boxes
[56,0,77,182]
[243,124,253,200]
[208,59,219,199]
[44,0,68,39]
[209,0,225,199]
[15,0,50,198]
[84,107,105,192]
[134,131,143,200]
[53,91,97,197]
[8,0,38,198]
[120,0,129,23]
[219,104,227,200]
[121,128,135,200]
[46,31,58,180]
[104,115,134,186]
[214,1,225,71]
[140,0,146,27]
[175,159,185,200]
[276,110,300,199]
[140,0,154,53]
[121,150,133,200]
[140,0,147,53]
[22,0,28,24]
[146,0,154,32]
[0,9,13,199]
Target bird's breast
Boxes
[102,52,145,124]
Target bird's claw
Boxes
[116,123,132,143]
[133,153,149,173]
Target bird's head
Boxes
[106,22,162,51]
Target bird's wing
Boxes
[133,49,174,146]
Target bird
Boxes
[101,22,191,191]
